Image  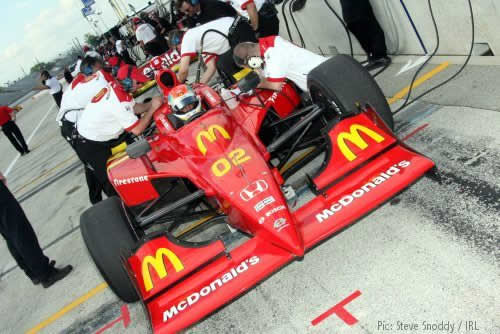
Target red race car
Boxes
[80,55,435,333]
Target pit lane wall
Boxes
[277,0,499,57]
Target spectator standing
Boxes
[0,105,29,155]
[0,172,73,288]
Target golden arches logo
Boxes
[337,124,385,161]
[142,248,184,292]
[196,125,231,155]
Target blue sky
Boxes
[0,0,149,84]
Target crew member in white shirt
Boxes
[168,16,256,84]
[233,36,328,92]
[34,70,63,108]
[74,58,161,196]
[133,17,167,56]
[227,0,279,37]
[110,36,135,65]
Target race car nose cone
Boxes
[263,222,304,257]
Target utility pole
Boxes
[20,66,27,77]
[108,0,127,21]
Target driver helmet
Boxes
[168,84,202,122]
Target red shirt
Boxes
[0,106,15,126]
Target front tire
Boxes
[307,55,394,130]
[80,197,140,303]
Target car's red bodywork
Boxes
[107,70,435,333]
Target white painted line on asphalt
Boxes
[4,104,57,176]
[396,55,430,76]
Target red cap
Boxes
[117,65,150,83]
[83,45,90,52]
[132,17,141,25]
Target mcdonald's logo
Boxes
[196,125,231,155]
[337,124,385,161]
[142,248,185,292]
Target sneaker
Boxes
[41,265,73,288]
[31,260,56,285]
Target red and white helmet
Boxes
[167,85,202,122]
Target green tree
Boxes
[84,33,100,48]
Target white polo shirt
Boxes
[227,0,265,18]
[57,70,115,124]
[72,58,82,77]
[260,36,328,92]
[116,40,125,54]
[180,17,233,64]
[45,77,62,95]
[77,81,138,142]
[136,23,157,44]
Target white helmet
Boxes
[167,84,202,122]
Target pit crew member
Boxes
[74,69,162,197]
[233,36,328,92]
[168,16,256,84]
[227,0,279,37]
[176,0,237,28]
[116,64,151,93]
[133,17,168,56]
[57,57,115,203]
[35,70,63,108]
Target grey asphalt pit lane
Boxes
[60,300,126,334]
[65,185,82,196]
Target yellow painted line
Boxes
[387,61,450,105]
[26,282,108,334]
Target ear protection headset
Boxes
[81,64,93,76]
[233,54,264,69]
[247,56,264,69]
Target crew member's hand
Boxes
[0,172,6,185]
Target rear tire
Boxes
[80,197,139,303]
[307,55,394,130]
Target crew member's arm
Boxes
[33,84,49,91]
[246,3,260,31]
[139,40,146,54]
[200,58,217,84]
[258,78,284,91]
[176,55,191,83]
[129,110,155,136]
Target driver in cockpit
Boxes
[167,84,205,128]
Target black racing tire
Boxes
[307,54,394,130]
[80,197,140,303]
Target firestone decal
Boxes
[315,160,411,223]
[162,256,260,322]
[114,175,149,186]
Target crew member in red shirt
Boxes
[0,105,29,155]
